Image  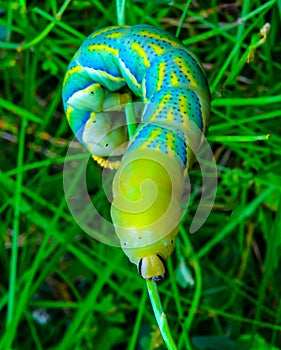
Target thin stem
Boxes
[212,95,281,106]
[116,0,126,25]
[125,100,137,140]
[127,287,147,350]
[178,226,203,349]
[207,134,270,142]
[17,0,72,51]
[146,280,178,350]
[0,97,42,123]
[6,118,27,325]
[175,0,192,38]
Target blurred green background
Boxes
[0,0,281,349]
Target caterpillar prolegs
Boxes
[62,24,211,280]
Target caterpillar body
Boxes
[62,24,210,280]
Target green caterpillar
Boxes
[62,24,211,280]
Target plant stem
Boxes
[146,280,178,350]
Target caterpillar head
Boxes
[120,229,177,280]
[67,83,105,111]
[138,255,166,281]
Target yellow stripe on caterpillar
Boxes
[174,57,198,88]
[171,71,179,86]
[131,42,151,68]
[66,106,73,123]
[105,32,124,39]
[149,43,167,55]
[88,44,119,56]
[63,65,83,87]
[90,26,128,39]
[138,30,181,47]
[157,61,166,91]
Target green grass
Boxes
[1,0,281,349]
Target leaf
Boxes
[191,335,237,350]
[176,258,195,288]
[237,333,279,350]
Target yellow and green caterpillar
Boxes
[62,24,211,280]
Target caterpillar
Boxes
[62,24,211,280]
